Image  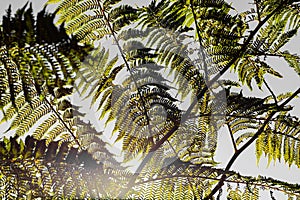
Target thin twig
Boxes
[270,191,276,200]
[263,79,278,105]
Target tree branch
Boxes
[263,79,278,105]
[254,0,261,22]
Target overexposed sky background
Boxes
[0,0,299,199]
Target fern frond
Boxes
[47,0,137,43]
[255,113,300,167]
[0,135,127,199]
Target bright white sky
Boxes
[0,0,299,199]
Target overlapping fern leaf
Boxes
[255,112,300,167]
[83,39,238,166]
[78,43,182,161]
[0,4,91,144]
[75,46,119,107]
[117,30,240,164]
[136,0,247,79]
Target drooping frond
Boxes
[110,50,182,161]
[255,113,300,167]
[225,91,300,168]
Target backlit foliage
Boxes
[0,0,299,199]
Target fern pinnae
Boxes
[56,0,99,25]
[65,14,99,35]
[74,19,107,41]
[0,95,25,123]
[96,88,112,111]
[230,121,259,135]
[81,30,110,43]
[33,114,57,140]
[16,103,51,136]
[103,55,119,77]
[9,97,41,130]
[100,94,112,120]
[271,29,298,53]
[1,56,23,109]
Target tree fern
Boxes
[2,0,299,199]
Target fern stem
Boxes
[247,57,278,105]
[96,0,153,134]
[190,2,209,83]
[227,123,238,152]
[254,52,285,58]
[263,79,278,105]
[26,73,81,148]
[135,173,300,197]
[43,97,81,148]
[270,191,276,200]
[254,0,261,22]
[192,113,287,123]
[205,87,300,199]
